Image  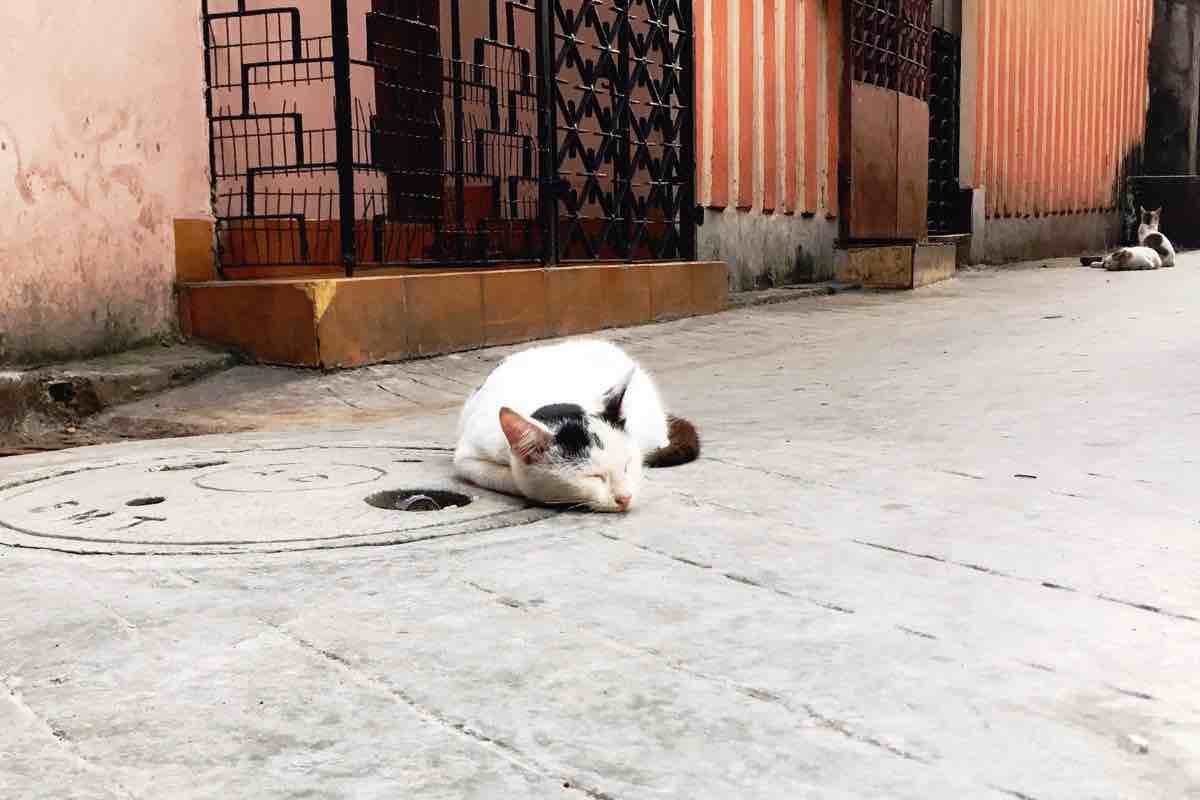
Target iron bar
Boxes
[679,0,697,259]
[534,0,558,265]
[331,0,357,275]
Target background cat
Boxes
[1137,206,1162,245]
[1101,246,1163,271]
[1098,206,1175,270]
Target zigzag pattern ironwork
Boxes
[549,0,694,261]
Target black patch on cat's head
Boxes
[599,370,635,430]
[532,403,601,460]
[553,421,594,459]
[532,403,586,425]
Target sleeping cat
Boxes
[1102,246,1162,271]
[453,339,699,512]
[1098,206,1175,270]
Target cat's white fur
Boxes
[1102,246,1163,271]
[1143,231,1176,267]
[1137,206,1162,246]
[454,339,671,512]
[1135,208,1176,267]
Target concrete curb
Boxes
[727,281,859,310]
[1,345,237,434]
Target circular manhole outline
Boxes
[192,461,386,494]
[0,446,552,556]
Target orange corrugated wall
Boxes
[974,0,1152,219]
[696,0,841,217]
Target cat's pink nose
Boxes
[615,494,632,510]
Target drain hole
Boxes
[126,496,166,507]
[365,489,471,512]
[47,381,76,403]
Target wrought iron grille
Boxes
[549,0,695,261]
[850,0,931,99]
[202,0,695,274]
[927,26,960,234]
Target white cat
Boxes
[1102,246,1163,271]
[1135,207,1176,267]
[1137,206,1162,246]
[1098,206,1175,271]
[1143,231,1176,267]
[453,339,699,512]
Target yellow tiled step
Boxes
[179,262,729,368]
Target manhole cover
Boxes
[0,445,552,556]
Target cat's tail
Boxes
[645,416,701,468]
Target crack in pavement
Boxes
[268,622,621,800]
[591,528,854,615]
[460,579,931,766]
[695,458,1198,624]
[1,674,140,799]
[855,540,1199,625]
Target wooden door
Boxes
[843,0,932,241]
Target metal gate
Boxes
[927,25,961,234]
[843,0,932,241]
[202,0,695,275]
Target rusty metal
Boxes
[850,0,930,99]
[897,0,931,100]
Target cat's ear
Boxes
[601,368,635,427]
[499,407,551,464]
[1153,207,1162,218]
[1139,205,1146,214]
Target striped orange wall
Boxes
[696,0,842,217]
[973,0,1152,219]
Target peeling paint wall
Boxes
[0,4,211,365]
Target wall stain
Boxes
[0,121,35,205]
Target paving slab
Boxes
[2,258,1200,798]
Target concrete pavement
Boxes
[2,258,1199,798]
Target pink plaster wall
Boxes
[0,4,211,364]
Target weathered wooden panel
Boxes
[898,93,931,238]
[850,81,899,239]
